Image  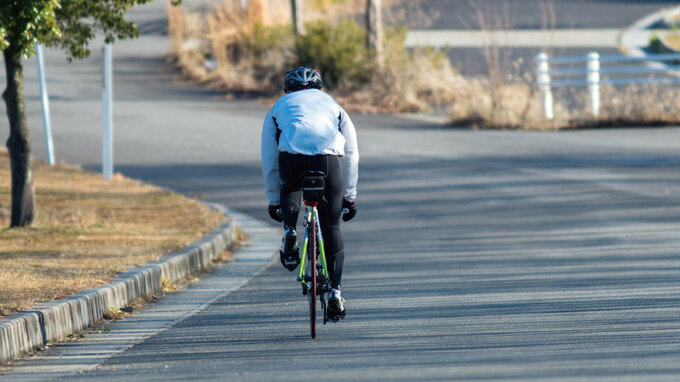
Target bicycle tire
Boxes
[309,216,317,339]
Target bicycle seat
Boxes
[301,171,325,203]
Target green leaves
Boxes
[294,19,372,89]
[0,0,61,57]
[1,0,156,61]
[53,0,153,61]
[0,26,7,50]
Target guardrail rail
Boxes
[536,52,680,120]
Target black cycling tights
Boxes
[279,152,345,289]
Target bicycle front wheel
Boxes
[308,217,317,339]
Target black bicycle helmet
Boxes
[283,66,323,93]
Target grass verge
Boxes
[0,149,226,316]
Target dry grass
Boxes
[168,0,680,129]
[448,79,562,130]
[0,149,225,316]
[166,0,456,112]
[168,0,293,94]
[337,45,461,113]
[663,33,680,51]
[576,84,680,128]
[447,0,680,130]
[449,80,680,130]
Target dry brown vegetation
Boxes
[167,0,680,129]
[0,149,225,316]
[663,33,680,51]
[450,81,680,130]
[166,0,460,112]
[446,0,680,130]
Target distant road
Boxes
[392,0,678,75]
[405,29,620,48]
[390,0,679,30]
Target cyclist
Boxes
[261,66,359,320]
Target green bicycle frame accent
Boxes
[297,206,329,288]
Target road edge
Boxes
[0,203,239,364]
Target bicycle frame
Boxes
[297,205,330,288]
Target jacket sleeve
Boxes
[261,111,281,205]
[338,107,359,202]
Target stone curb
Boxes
[0,204,238,364]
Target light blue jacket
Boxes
[261,89,359,205]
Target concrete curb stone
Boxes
[0,204,238,364]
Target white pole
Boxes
[36,43,55,165]
[536,52,554,120]
[102,44,113,180]
[587,52,600,118]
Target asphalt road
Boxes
[389,0,679,29]
[3,1,680,380]
[393,0,678,76]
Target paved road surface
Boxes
[390,0,678,30]
[405,29,621,48]
[2,1,680,380]
[394,0,678,75]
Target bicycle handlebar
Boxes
[280,208,349,214]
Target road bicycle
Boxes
[296,171,336,339]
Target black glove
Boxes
[268,204,283,222]
[342,199,357,222]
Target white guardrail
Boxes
[536,52,680,120]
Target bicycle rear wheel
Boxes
[308,217,317,339]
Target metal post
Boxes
[36,43,55,165]
[536,52,554,120]
[587,52,600,118]
[102,44,113,180]
[291,0,305,36]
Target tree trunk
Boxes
[3,44,36,227]
[291,0,305,37]
[366,0,384,66]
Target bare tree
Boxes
[366,0,383,66]
[291,0,305,37]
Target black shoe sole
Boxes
[328,300,345,322]
[279,248,299,272]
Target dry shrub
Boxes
[373,30,461,112]
[601,84,680,122]
[167,0,461,112]
[446,0,680,130]
[168,0,292,94]
[448,78,680,130]
[448,78,567,130]
[567,83,680,128]
[204,0,274,90]
[339,43,461,113]
[168,0,680,129]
